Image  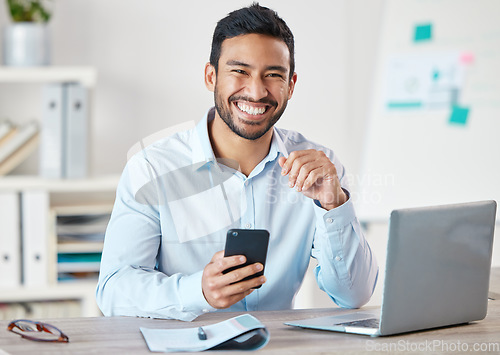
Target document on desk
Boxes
[140,314,269,352]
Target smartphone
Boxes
[223,229,270,288]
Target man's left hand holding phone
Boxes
[201,229,268,309]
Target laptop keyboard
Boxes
[336,318,380,329]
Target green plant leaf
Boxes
[6,0,52,23]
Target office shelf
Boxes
[0,178,117,318]
[0,66,112,318]
[0,66,97,87]
[0,282,101,317]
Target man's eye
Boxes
[267,73,284,78]
[232,69,247,75]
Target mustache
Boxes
[229,95,278,108]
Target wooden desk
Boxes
[1,268,499,354]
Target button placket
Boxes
[241,178,255,230]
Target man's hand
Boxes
[202,251,266,309]
[278,149,347,210]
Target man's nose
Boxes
[245,76,268,100]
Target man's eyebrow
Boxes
[225,61,288,73]
[226,60,251,67]
[266,65,287,73]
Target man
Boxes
[96,3,378,321]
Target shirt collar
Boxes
[191,107,290,171]
[191,107,216,169]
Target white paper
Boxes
[384,52,465,111]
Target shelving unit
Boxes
[0,66,116,318]
[0,66,97,87]
[0,176,119,318]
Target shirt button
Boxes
[326,218,333,224]
[202,309,210,313]
[335,256,342,261]
[245,223,252,229]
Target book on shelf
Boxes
[0,300,81,320]
[22,191,50,287]
[57,253,102,282]
[0,191,21,288]
[54,209,110,283]
[57,213,110,242]
[40,83,88,179]
[0,120,40,176]
[0,120,17,145]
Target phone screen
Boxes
[223,229,269,288]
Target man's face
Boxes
[206,33,297,140]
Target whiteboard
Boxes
[355,0,500,221]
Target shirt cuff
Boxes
[313,188,357,229]
[178,270,216,317]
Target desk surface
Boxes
[1,268,499,354]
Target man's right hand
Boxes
[202,250,266,309]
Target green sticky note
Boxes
[387,102,423,109]
[449,105,469,126]
[432,70,439,81]
[414,23,432,42]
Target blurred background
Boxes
[0,0,498,318]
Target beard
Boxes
[214,86,287,141]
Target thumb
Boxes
[278,156,286,168]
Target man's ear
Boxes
[205,62,216,92]
[287,72,297,100]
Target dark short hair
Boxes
[209,2,295,79]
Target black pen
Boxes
[198,326,207,340]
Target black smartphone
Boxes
[223,229,270,288]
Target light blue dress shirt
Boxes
[96,107,378,321]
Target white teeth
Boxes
[237,102,266,115]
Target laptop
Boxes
[285,200,497,336]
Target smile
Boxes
[235,102,269,116]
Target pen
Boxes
[198,326,207,340]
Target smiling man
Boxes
[96,3,378,321]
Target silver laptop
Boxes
[285,200,497,336]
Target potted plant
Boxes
[3,0,53,66]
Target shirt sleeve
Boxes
[95,157,216,321]
[310,160,379,309]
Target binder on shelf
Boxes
[21,190,50,287]
[39,83,88,179]
[0,121,40,176]
[40,84,65,178]
[65,84,88,179]
[0,120,17,145]
[0,191,21,288]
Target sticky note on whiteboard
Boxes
[460,52,475,65]
[414,23,433,42]
[449,105,470,126]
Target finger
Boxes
[294,161,324,192]
[278,156,287,168]
[280,150,310,176]
[209,263,263,297]
[220,263,264,286]
[211,288,255,309]
[208,255,246,276]
[302,165,326,191]
[223,275,267,297]
[287,154,315,189]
